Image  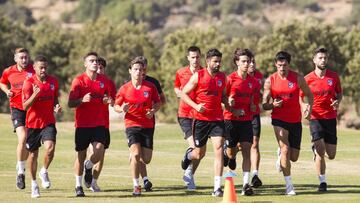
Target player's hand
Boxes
[273,98,283,108]
[32,84,40,96]
[232,108,245,117]
[54,104,62,114]
[145,108,155,119]
[6,90,14,98]
[103,94,111,104]
[303,104,311,120]
[82,92,91,103]
[122,102,130,113]
[195,103,205,113]
[228,97,235,107]
[330,98,340,110]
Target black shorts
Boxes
[272,119,302,150]
[10,108,26,132]
[224,120,253,147]
[125,127,154,149]
[310,119,337,145]
[75,126,106,151]
[177,117,193,139]
[193,120,224,148]
[252,114,261,137]
[26,124,57,152]
[104,128,111,149]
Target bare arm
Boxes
[68,92,91,108]
[174,87,181,98]
[0,83,13,98]
[180,72,204,113]
[23,84,40,111]
[298,75,313,120]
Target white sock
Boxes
[40,167,47,174]
[75,175,82,187]
[143,176,148,183]
[85,160,94,169]
[319,174,326,183]
[214,176,221,191]
[17,161,26,174]
[243,171,250,186]
[31,180,38,188]
[252,170,259,176]
[133,178,140,187]
[185,164,193,176]
[284,176,292,186]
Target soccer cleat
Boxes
[75,186,85,197]
[212,188,223,197]
[285,184,296,196]
[31,186,40,198]
[90,181,101,192]
[228,158,236,170]
[241,183,254,196]
[133,186,141,196]
[144,179,153,191]
[251,175,263,188]
[223,145,229,167]
[187,177,196,190]
[275,148,282,172]
[312,144,316,162]
[83,160,93,188]
[181,148,193,170]
[318,182,327,192]
[16,174,25,189]
[39,171,51,189]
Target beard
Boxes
[211,66,220,74]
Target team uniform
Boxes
[115,80,160,149]
[224,72,256,146]
[192,69,226,148]
[22,75,59,151]
[0,64,34,130]
[251,70,263,137]
[68,73,109,151]
[303,70,342,144]
[103,77,116,149]
[269,70,302,149]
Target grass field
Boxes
[0,113,359,203]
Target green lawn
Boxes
[0,113,359,203]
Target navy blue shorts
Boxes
[125,127,154,149]
[224,120,253,147]
[272,119,302,150]
[178,117,193,139]
[310,119,337,145]
[26,124,57,152]
[193,120,224,148]
[75,126,106,151]
[11,108,26,132]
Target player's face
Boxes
[34,61,47,80]
[187,51,201,68]
[248,58,256,73]
[313,52,328,70]
[97,64,105,75]
[15,52,29,69]
[207,56,221,74]
[130,63,144,80]
[236,55,250,73]
[84,55,98,72]
[275,59,289,77]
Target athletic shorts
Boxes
[310,119,337,145]
[11,108,26,132]
[125,127,154,149]
[224,120,253,147]
[177,117,193,139]
[272,119,302,150]
[251,114,261,137]
[75,126,106,151]
[26,124,57,152]
[193,120,224,148]
[104,128,111,149]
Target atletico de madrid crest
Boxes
[143,91,149,98]
[27,72,33,78]
[327,79,333,86]
[248,83,253,89]
[217,80,222,87]
[100,82,104,88]
[50,84,55,90]
[288,82,294,88]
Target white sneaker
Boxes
[183,169,196,190]
[276,148,282,172]
[31,186,40,198]
[285,184,296,196]
[39,171,51,189]
[90,181,101,192]
[182,166,192,185]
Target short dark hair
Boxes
[233,48,253,65]
[83,51,98,60]
[98,57,107,67]
[129,56,145,69]
[188,46,201,54]
[314,47,327,56]
[34,55,48,63]
[14,47,29,55]
[274,51,291,63]
[206,48,222,59]
[133,56,147,66]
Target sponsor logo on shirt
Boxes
[327,79,333,86]
[217,80,223,87]
[288,82,294,88]
[143,91,149,98]
[100,82,104,88]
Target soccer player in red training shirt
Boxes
[68,52,109,197]
[114,57,161,196]
[262,51,313,196]
[0,47,34,190]
[22,56,61,198]
[180,48,226,197]
[247,53,264,188]
[302,47,342,192]
[223,48,257,196]
[174,46,203,190]
[87,57,116,192]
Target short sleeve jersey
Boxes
[252,70,264,115]
[69,73,109,128]
[193,69,226,121]
[224,72,256,121]
[0,64,34,110]
[115,80,160,128]
[303,69,342,119]
[102,77,117,129]
[269,70,301,123]
[22,75,59,129]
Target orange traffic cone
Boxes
[221,176,238,203]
